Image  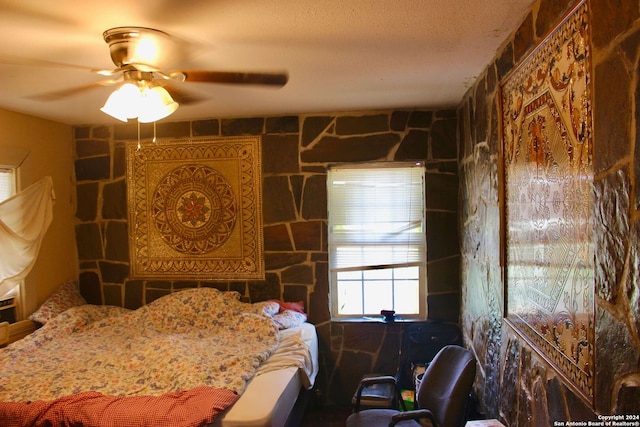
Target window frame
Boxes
[327,162,428,321]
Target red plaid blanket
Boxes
[0,386,239,427]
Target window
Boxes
[327,162,427,320]
[0,168,16,202]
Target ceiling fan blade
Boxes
[180,70,288,87]
[28,79,118,101]
[164,84,207,106]
[0,54,103,73]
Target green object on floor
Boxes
[400,389,414,411]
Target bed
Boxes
[0,287,318,427]
[213,321,318,427]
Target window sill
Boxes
[331,316,427,323]
[6,319,35,345]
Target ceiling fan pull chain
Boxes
[153,121,157,144]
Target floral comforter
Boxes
[0,288,280,426]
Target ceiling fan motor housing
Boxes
[103,26,173,70]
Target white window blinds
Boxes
[0,169,16,202]
[328,163,426,272]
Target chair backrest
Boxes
[396,322,463,389]
[416,345,477,427]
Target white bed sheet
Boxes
[212,322,319,427]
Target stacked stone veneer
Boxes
[459,0,640,423]
[73,108,460,405]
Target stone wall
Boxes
[73,108,460,406]
[459,0,640,423]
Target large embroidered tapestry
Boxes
[127,137,264,280]
[500,1,594,404]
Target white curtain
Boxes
[0,176,55,297]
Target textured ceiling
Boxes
[0,0,534,125]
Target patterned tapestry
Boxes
[126,137,264,280]
[500,1,594,404]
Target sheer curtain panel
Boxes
[0,176,55,297]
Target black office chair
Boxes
[396,322,463,391]
[347,345,477,427]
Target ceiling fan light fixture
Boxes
[100,82,141,122]
[100,82,178,123]
[137,86,179,123]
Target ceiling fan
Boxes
[22,26,289,122]
[99,27,288,87]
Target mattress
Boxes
[212,322,319,427]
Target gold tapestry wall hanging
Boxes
[126,137,264,280]
[500,1,594,405]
